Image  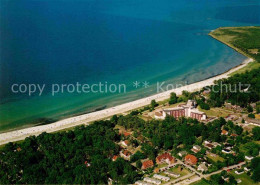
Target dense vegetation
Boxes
[0,121,140,184]
[207,67,260,107]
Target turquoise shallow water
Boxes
[0,0,259,132]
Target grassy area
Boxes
[229,170,258,185]
[198,106,230,118]
[190,179,210,185]
[169,165,190,176]
[229,61,260,76]
[207,153,225,162]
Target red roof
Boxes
[124,132,131,137]
[231,133,238,137]
[124,140,129,145]
[221,130,228,135]
[156,153,174,163]
[185,154,198,165]
[142,160,154,169]
[123,150,131,156]
[112,155,118,161]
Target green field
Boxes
[229,170,258,185]
[207,153,225,162]
[209,26,260,75]
[190,179,210,185]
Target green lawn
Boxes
[229,61,260,76]
[207,153,225,162]
[169,165,190,176]
[229,170,258,185]
[198,106,230,118]
[190,179,210,185]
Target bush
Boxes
[248,113,255,118]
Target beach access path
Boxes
[0,58,253,146]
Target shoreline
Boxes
[0,57,254,146]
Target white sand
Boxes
[0,58,253,145]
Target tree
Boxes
[136,160,142,169]
[252,127,260,140]
[169,92,178,105]
[247,105,253,113]
[150,100,158,110]
[248,113,255,118]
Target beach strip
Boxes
[0,58,253,146]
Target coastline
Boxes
[0,58,253,146]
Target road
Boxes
[166,159,245,185]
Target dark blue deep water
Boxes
[0,0,259,132]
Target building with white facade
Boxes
[155,100,206,121]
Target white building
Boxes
[143,177,161,185]
[153,174,170,182]
[164,171,180,178]
[197,162,208,172]
[245,156,254,160]
[135,181,153,185]
[154,100,206,121]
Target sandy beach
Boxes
[0,58,253,146]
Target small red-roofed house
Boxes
[112,155,118,162]
[185,154,198,165]
[85,161,91,167]
[156,153,175,165]
[124,132,131,137]
[221,130,228,135]
[142,160,154,170]
[122,140,130,147]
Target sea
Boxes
[0,0,259,132]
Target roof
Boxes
[198,163,208,171]
[156,153,174,162]
[142,160,154,169]
[123,150,131,156]
[123,140,130,145]
[124,132,131,137]
[193,145,201,150]
[178,151,187,156]
[185,154,198,164]
[155,111,163,117]
[221,130,228,135]
[112,155,118,161]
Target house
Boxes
[84,161,91,167]
[156,153,175,165]
[244,167,251,172]
[153,174,170,182]
[235,170,244,175]
[155,100,207,121]
[197,162,208,172]
[124,132,131,137]
[112,155,118,162]
[154,111,164,120]
[212,142,221,147]
[191,145,201,153]
[142,160,154,170]
[135,181,153,185]
[178,151,187,158]
[245,156,254,160]
[122,140,130,147]
[236,179,242,184]
[120,150,132,160]
[222,149,232,154]
[143,177,161,185]
[164,171,180,178]
[221,130,228,135]
[185,154,198,165]
[204,143,214,150]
